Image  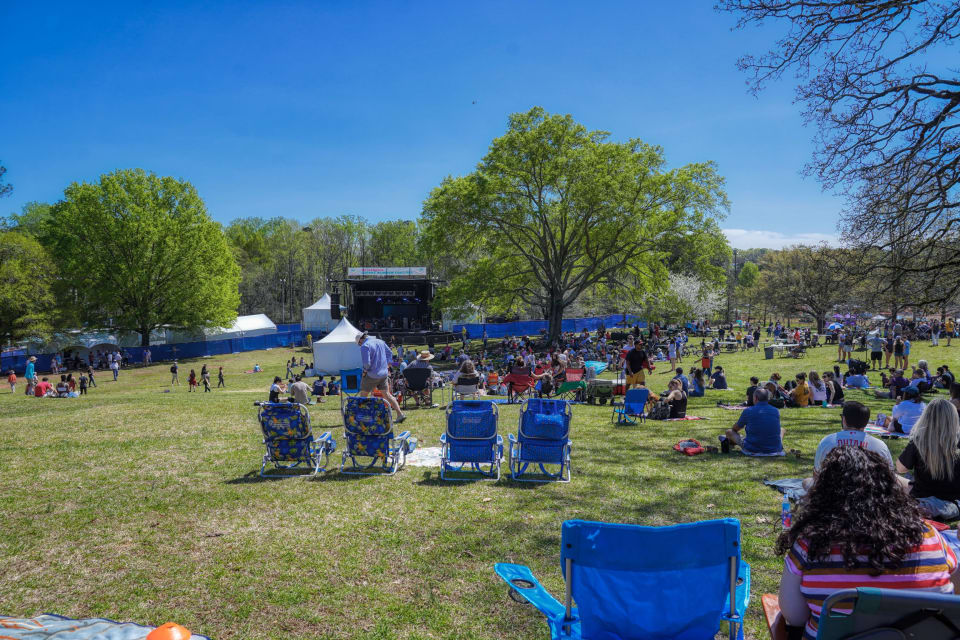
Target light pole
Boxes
[279,277,287,324]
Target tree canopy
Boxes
[420,107,730,341]
[0,231,56,346]
[45,169,241,346]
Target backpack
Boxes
[170,365,177,373]
[648,401,671,420]
[674,439,705,456]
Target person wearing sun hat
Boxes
[355,331,406,423]
[24,356,36,396]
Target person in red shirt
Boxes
[34,377,53,397]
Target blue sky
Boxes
[0,0,842,248]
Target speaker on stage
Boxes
[330,292,341,320]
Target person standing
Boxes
[87,364,97,388]
[867,332,884,370]
[24,356,36,396]
[217,366,225,388]
[170,361,179,386]
[110,358,119,381]
[482,328,488,350]
[144,348,152,365]
[356,332,406,423]
[79,374,88,395]
[947,317,955,347]
[7,369,16,394]
[202,367,211,392]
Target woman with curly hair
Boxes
[897,398,960,521]
[776,446,957,639]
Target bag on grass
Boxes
[674,439,705,456]
[648,401,671,420]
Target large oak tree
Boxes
[46,169,241,346]
[420,108,729,342]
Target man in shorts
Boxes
[356,332,406,423]
[623,343,647,389]
[867,333,884,370]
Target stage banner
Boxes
[348,266,426,277]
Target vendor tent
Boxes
[302,294,346,332]
[167,314,277,343]
[312,317,362,375]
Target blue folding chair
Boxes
[440,400,503,480]
[508,398,572,482]
[495,518,751,640]
[611,388,650,425]
[817,587,960,639]
[340,396,416,475]
[339,367,363,411]
[255,401,336,476]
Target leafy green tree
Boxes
[0,231,56,345]
[0,163,11,199]
[46,169,240,346]
[3,201,53,237]
[737,261,759,289]
[756,245,851,332]
[420,108,729,342]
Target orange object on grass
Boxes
[146,622,192,640]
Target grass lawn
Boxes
[1,337,957,639]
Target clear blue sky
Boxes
[1,0,841,249]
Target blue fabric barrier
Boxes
[454,314,646,339]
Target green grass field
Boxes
[1,337,957,639]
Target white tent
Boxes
[312,317,363,375]
[302,294,346,332]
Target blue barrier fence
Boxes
[453,314,647,339]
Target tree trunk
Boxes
[547,298,564,344]
[140,328,152,347]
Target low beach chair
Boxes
[440,400,502,480]
[452,374,481,401]
[496,518,751,640]
[340,396,416,475]
[255,401,336,476]
[508,398,572,482]
[339,367,363,411]
[611,387,649,425]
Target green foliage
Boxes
[2,201,53,238]
[45,169,240,345]
[756,245,850,331]
[0,231,56,345]
[737,261,759,289]
[420,107,729,339]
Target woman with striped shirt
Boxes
[776,446,957,639]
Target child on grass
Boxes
[7,370,16,394]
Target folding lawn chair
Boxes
[340,396,417,475]
[402,367,434,409]
[555,368,587,401]
[611,388,649,425]
[496,518,751,640]
[452,374,481,401]
[255,401,336,476]
[339,367,363,411]
[440,400,502,480]
[505,372,536,404]
[508,398,572,482]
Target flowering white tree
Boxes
[669,273,724,321]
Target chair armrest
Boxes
[508,434,518,444]
[396,430,411,441]
[495,434,503,445]
[439,433,447,444]
[493,563,567,622]
[724,561,751,621]
[316,431,333,443]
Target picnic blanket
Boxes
[0,615,210,640]
[718,404,748,411]
[763,478,806,501]
[406,446,442,467]
[864,425,909,439]
[665,416,707,421]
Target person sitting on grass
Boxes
[289,374,311,405]
[672,367,689,392]
[936,365,955,389]
[745,376,760,407]
[803,401,892,489]
[326,377,339,395]
[34,377,53,398]
[789,372,811,407]
[662,378,687,419]
[843,370,870,389]
[311,376,327,402]
[269,376,284,403]
[896,398,960,521]
[688,368,705,397]
[719,388,784,455]
[808,371,827,406]
[708,365,728,390]
[875,368,909,400]
[776,446,957,640]
[823,371,843,405]
[884,386,927,434]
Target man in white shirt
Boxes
[805,401,893,491]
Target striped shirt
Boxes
[786,523,957,639]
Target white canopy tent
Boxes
[312,317,363,375]
[302,294,346,333]
[167,314,277,343]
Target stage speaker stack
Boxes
[330,292,341,320]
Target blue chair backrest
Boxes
[343,396,393,459]
[818,587,960,640]
[259,402,312,461]
[623,388,650,413]
[519,398,570,441]
[340,368,363,395]
[561,518,742,640]
[447,400,498,440]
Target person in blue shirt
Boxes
[719,388,785,455]
[844,373,870,389]
[672,367,689,392]
[708,366,728,390]
[688,368,705,397]
[356,332,406,423]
